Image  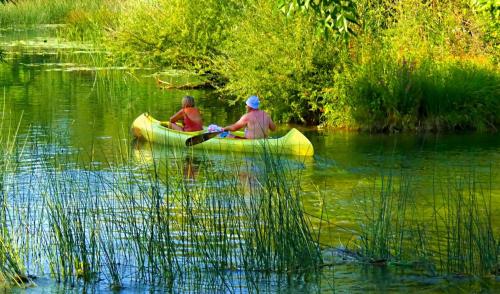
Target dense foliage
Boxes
[214,1,338,124]
[326,0,500,131]
[278,0,358,41]
[2,0,499,131]
[101,1,247,72]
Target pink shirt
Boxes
[235,110,275,139]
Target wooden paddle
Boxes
[185,131,223,146]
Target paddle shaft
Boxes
[185,131,223,146]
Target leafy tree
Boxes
[278,0,358,41]
[216,0,338,124]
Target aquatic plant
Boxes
[0,0,104,26]
[0,98,32,288]
[354,165,499,276]
[354,170,427,264]
[0,126,323,291]
[431,166,498,276]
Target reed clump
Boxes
[0,0,104,27]
[0,105,32,288]
[354,170,430,265]
[0,129,323,291]
[354,165,499,277]
[432,167,498,276]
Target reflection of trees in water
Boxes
[1,52,47,86]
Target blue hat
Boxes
[246,95,260,109]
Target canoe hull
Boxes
[131,113,314,156]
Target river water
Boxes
[1,26,499,292]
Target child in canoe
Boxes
[223,95,276,139]
[165,95,203,132]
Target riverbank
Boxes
[1,0,499,132]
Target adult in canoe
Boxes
[131,113,314,156]
[223,95,276,139]
[164,95,203,132]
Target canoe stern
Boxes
[282,128,314,156]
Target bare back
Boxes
[237,110,275,139]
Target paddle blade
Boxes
[185,131,222,146]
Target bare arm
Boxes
[223,115,247,132]
[169,109,184,123]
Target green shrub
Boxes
[331,56,500,132]
[215,0,339,124]
[324,0,500,131]
[103,0,248,72]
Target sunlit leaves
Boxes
[470,0,499,46]
[277,0,358,42]
[471,0,500,19]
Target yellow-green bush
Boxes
[3,0,499,131]
[0,0,103,26]
[324,0,500,131]
[102,0,247,71]
[214,0,339,124]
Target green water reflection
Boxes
[1,26,499,292]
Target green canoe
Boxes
[131,113,314,156]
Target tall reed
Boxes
[355,164,499,276]
[0,128,324,291]
[0,0,104,26]
[355,170,431,264]
[0,100,31,288]
[431,166,498,276]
